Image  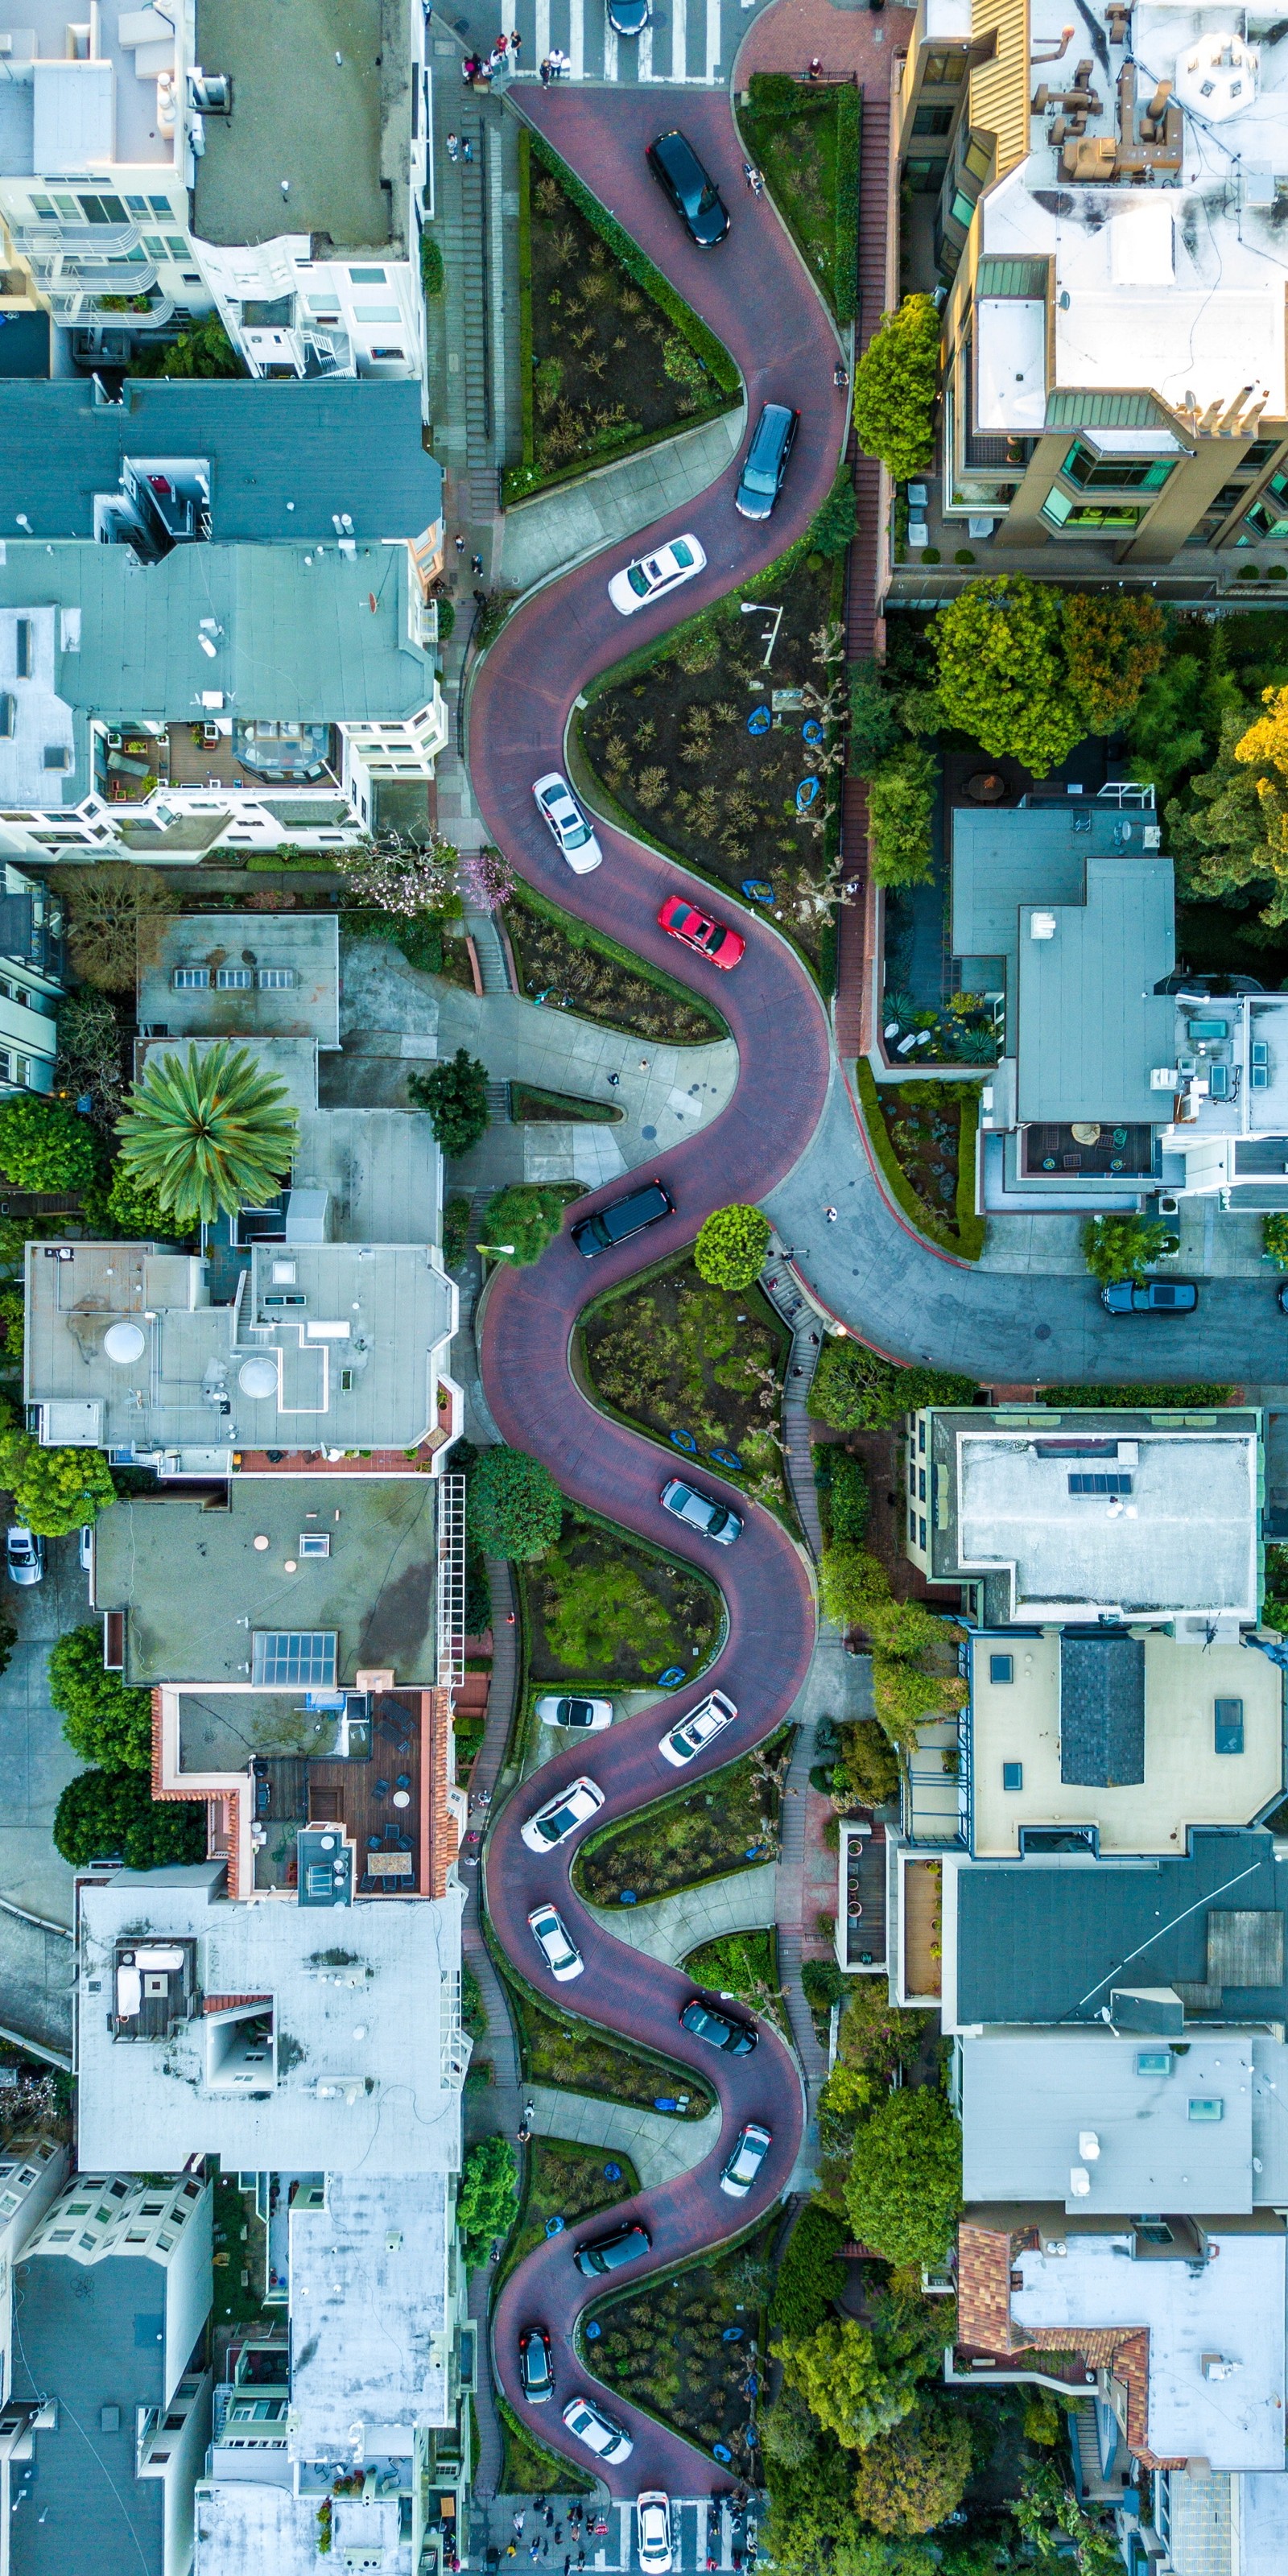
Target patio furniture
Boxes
[374,1778,389,1799]
[392,1789,411,1810]
[395,1773,411,1790]
[368,1835,382,1852]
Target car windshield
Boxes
[626,564,652,596]
[672,541,694,567]
[543,1922,575,1965]
[708,1506,731,1534]
[562,814,591,847]
[536,1802,577,1843]
[742,463,778,494]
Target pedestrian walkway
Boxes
[462,1560,524,2499]
[527,2083,722,2186]
[438,0,778,93]
[582,1860,778,1965]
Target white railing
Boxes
[437,1473,465,1695]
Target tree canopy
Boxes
[0,1426,117,1536]
[770,2203,848,2340]
[852,297,939,482]
[467,1444,564,1562]
[457,2134,518,2264]
[52,1767,206,1870]
[850,2407,973,2536]
[809,1341,976,1431]
[844,2087,962,2268]
[694,1203,770,1290]
[777,2316,921,2450]
[481,1183,569,1266]
[1063,592,1166,734]
[116,1041,298,1224]
[49,1624,153,1770]
[408,1049,490,1157]
[64,861,174,993]
[0,1093,98,1191]
[1082,1212,1170,1286]
[935,577,1082,777]
[868,743,938,887]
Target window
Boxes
[257,967,296,989]
[1135,2220,1174,2245]
[166,237,188,260]
[908,1509,917,1542]
[923,50,967,84]
[126,195,148,213]
[914,104,955,135]
[950,190,976,229]
[989,1653,1013,1684]
[299,1531,331,1557]
[1068,1472,1133,1494]
[1188,2097,1224,2121]
[31,197,56,219]
[171,967,209,990]
[143,235,167,258]
[1061,440,1175,494]
[43,746,68,771]
[1214,1696,1245,1755]
[918,1420,926,1453]
[76,194,127,224]
[919,1516,927,1548]
[918,1468,927,1502]
[1041,487,1145,531]
[14,620,32,679]
[370,345,406,361]
[251,1630,337,1687]
[1135,2050,1172,2077]
[349,266,387,283]
[1001,1761,1023,1792]
[215,965,254,989]
[148,197,172,215]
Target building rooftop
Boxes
[0,381,440,546]
[194,2482,411,2576]
[76,1864,465,2174]
[0,0,182,174]
[138,915,340,1049]
[288,2172,451,2458]
[9,2251,169,2576]
[968,1629,1284,1858]
[960,2029,1257,2212]
[191,0,402,252]
[952,1827,1288,2029]
[1014,856,1176,1126]
[93,1480,438,1687]
[1011,2228,1286,2471]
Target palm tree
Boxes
[115,1042,298,1224]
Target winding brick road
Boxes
[471,89,840,2498]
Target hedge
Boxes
[834,88,861,329]
[529,130,740,398]
[856,1060,985,1261]
[506,880,728,1040]
[517,127,535,466]
[1043,1383,1236,1410]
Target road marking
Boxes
[604,16,618,78]
[568,0,584,78]
[671,0,687,79]
[535,0,551,68]
[704,0,720,79]
[638,16,653,76]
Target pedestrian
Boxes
[550,43,568,76]
[563,2559,570,2574]
[454,531,465,553]
[445,130,460,162]
[471,551,484,576]
[507,2550,516,2562]
[510,27,522,60]
[824,1204,837,1221]
[517,2122,530,2144]
[489,35,508,75]
[539,54,551,83]
[460,134,474,163]
[513,2514,525,2536]
[606,1071,620,1086]
[529,2545,540,2562]
[544,2511,555,2532]
[462,51,481,80]
[807,55,824,79]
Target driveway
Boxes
[0,1530,86,1931]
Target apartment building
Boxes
[0,0,430,386]
[0,864,64,1096]
[893,0,1288,571]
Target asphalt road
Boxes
[472,89,840,2496]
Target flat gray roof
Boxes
[93,1478,438,1687]
[138,917,339,1049]
[10,2252,167,2576]
[955,1426,1257,1621]
[289,2173,451,2457]
[192,0,398,251]
[961,2029,1255,2211]
[1016,855,1176,1124]
[951,802,1117,965]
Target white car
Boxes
[563,2395,634,2464]
[535,1695,613,1733]
[78,1523,93,1575]
[5,1525,43,1587]
[520,1774,605,1854]
[608,534,706,617]
[527,1902,584,1982]
[658,1689,737,1768]
[720,2120,772,2199]
[533,771,602,874]
[660,1478,742,1547]
[637,2494,673,2575]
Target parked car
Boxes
[658,1690,737,1768]
[1278,1282,1288,1316]
[520,1775,605,1854]
[1100,1278,1199,1315]
[78,1523,93,1575]
[609,535,705,617]
[518,2326,553,2404]
[720,2121,772,2199]
[573,2221,652,2278]
[658,893,745,971]
[563,2395,634,2463]
[6,1526,43,1587]
[608,0,650,27]
[735,402,800,522]
[532,771,602,873]
[527,1902,584,1983]
[637,2496,674,2575]
[571,1179,674,1260]
[661,1478,742,1547]
[680,1996,757,2055]
[535,1694,613,1732]
[646,129,730,247]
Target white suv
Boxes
[532,772,602,874]
[658,1690,737,1768]
[637,2495,673,2574]
[520,1776,605,1854]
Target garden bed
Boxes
[512,1084,623,1125]
[588,2223,774,2466]
[504,1978,715,2121]
[506,129,739,508]
[502,2136,644,2287]
[506,885,724,1046]
[858,1065,985,1260]
[497,2392,595,2496]
[574,1728,791,1905]
[212,2171,276,2330]
[683,1928,790,2038]
[736,74,860,326]
[522,1507,722,1691]
[577,548,844,968]
[579,1256,794,1525]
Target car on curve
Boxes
[646,129,730,247]
[573,2221,652,2278]
[563,2395,634,2463]
[720,2121,772,2199]
[535,1694,613,1732]
[680,1996,757,2055]
[658,1690,737,1768]
[637,2496,674,2575]
[6,1525,43,1587]
[658,893,745,970]
[518,2326,553,2403]
[527,1902,584,1983]
[609,534,706,617]
[1100,1278,1199,1315]
[520,1775,605,1853]
[571,1179,674,1259]
[735,402,800,522]
[660,1478,742,1547]
[532,771,602,874]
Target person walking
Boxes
[549,43,568,76]
[460,134,474,163]
[445,130,460,162]
[539,53,551,83]
[510,27,522,61]
[471,551,484,577]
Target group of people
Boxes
[461,33,520,84]
[505,2504,597,2568]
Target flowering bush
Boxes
[458,845,515,913]
[340,831,461,919]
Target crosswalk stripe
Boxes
[638,17,653,77]
[568,0,584,77]
[704,0,721,78]
[603,18,618,80]
[535,0,550,69]
[671,0,687,80]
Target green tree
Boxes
[115,1041,298,1225]
[1082,1211,1170,1285]
[935,576,1084,775]
[1266,1213,1288,1269]
[1062,592,1166,734]
[49,1624,153,1770]
[808,1341,976,1431]
[828,1450,869,1543]
[808,475,859,559]
[0,1282,23,1373]
[770,2202,848,2340]
[694,1203,770,1290]
[844,2087,961,2267]
[130,313,244,378]
[763,2453,939,2576]
[407,1050,490,1157]
[1011,2460,1125,2574]
[820,1542,892,1630]
[457,2134,518,2264]
[850,663,905,777]
[832,1717,900,1806]
[104,1162,184,1239]
[1126,622,1244,805]
[0,1429,116,1536]
[852,295,939,481]
[0,1092,97,1191]
[481,1183,568,1265]
[64,861,175,994]
[868,743,937,887]
[758,2383,828,2468]
[777,2316,920,2450]
[468,1445,563,1561]
[52,1766,205,1868]
[850,2406,973,2535]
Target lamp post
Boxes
[477,1243,515,1259]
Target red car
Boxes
[658,893,745,969]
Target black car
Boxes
[572,2222,651,2278]
[646,130,730,248]
[518,2326,553,2404]
[735,403,800,522]
[680,1996,757,2056]
[608,0,650,27]
[1100,1278,1199,1315]
[571,1178,674,1259]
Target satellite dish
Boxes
[103,1321,146,1366]
[238,1356,278,1399]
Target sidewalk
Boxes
[499,409,746,597]
[526,2084,723,2188]
[582,1862,778,1966]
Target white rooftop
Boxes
[1011,2229,1287,2469]
[76,1864,464,2175]
[962,2031,1256,2211]
[195,2480,411,2576]
[955,1426,1258,1622]
[289,2173,452,2459]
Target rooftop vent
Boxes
[103,1320,146,1366]
[1069,2165,1092,2198]
[1030,911,1057,940]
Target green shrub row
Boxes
[833,89,861,330]
[855,1061,984,1261]
[1043,1382,1236,1409]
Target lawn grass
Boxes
[737,74,861,326]
[510,1083,624,1125]
[683,1927,791,2038]
[588,2222,774,2467]
[505,882,725,1046]
[502,1973,716,2121]
[579,1255,795,1528]
[522,1505,723,1691]
[574,1727,791,1905]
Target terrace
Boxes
[245,1686,436,1899]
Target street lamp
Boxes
[477,1242,515,1258]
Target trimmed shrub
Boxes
[809,1340,976,1430]
[468,1446,563,1563]
[694,1203,770,1290]
[49,1624,153,1770]
[770,2202,848,2340]
[852,296,939,481]
[0,1093,97,1191]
